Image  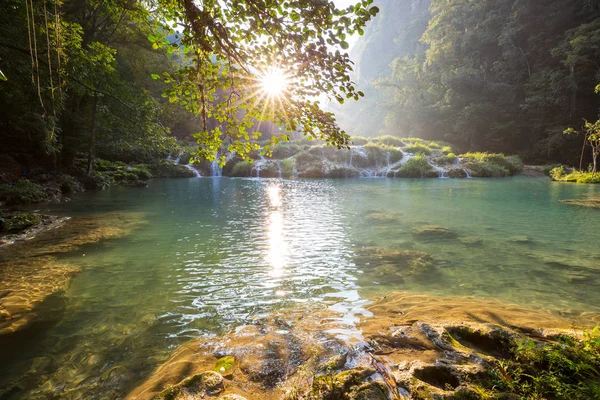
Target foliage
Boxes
[371,135,404,147]
[550,166,600,183]
[396,155,433,178]
[0,212,41,234]
[230,160,254,177]
[148,162,197,178]
[348,0,600,164]
[436,153,457,165]
[565,119,600,173]
[0,179,47,206]
[149,0,379,164]
[461,153,523,177]
[404,143,432,155]
[351,136,370,145]
[489,327,600,399]
[58,174,81,194]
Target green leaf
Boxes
[340,41,349,50]
[151,74,160,80]
[369,6,379,16]
[147,34,156,42]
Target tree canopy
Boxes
[0,0,379,170]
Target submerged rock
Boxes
[363,210,402,224]
[354,246,436,280]
[158,371,224,399]
[560,196,600,209]
[412,225,458,240]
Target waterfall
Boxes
[277,161,283,178]
[174,152,183,164]
[184,164,201,178]
[252,155,267,178]
[210,160,222,177]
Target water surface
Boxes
[2,176,600,398]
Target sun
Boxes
[259,67,289,97]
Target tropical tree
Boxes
[148,0,379,164]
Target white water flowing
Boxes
[185,164,201,178]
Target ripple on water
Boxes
[1,177,600,398]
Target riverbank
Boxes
[127,293,600,400]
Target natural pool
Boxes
[1,176,600,398]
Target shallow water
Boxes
[2,176,600,398]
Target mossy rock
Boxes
[412,225,458,240]
[317,354,347,373]
[159,371,224,399]
[346,381,389,400]
[354,247,435,278]
[0,212,41,234]
[447,167,468,178]
[214,356,235,376]
[334,367,375,391]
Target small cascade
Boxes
[276,161,283,178]
[210,160,222,177]
[166,153,173,162]
[184,164,201,178]
[453,159,471,178]
[174,152,183,164]
[252,156,267,178]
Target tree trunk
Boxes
[86,95,98,175]
[593,148,598,174]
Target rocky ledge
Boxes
[128,293,600,400]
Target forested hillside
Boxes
[340,0,600,164]
[0,0,201,170]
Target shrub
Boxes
[372,135,404,147]
[441,145,453,154]
[0,179,48,205]
[148,162,196,178]
[461,152,523,176]
[436,153,457,165]
[350,136,370,145]
[58,174,82,194]
[271,141,302,159]
[551,166,600,183]
[404,143,432,155]
[396,155,434,178]
[490,327,600,399]
[129,165,153,180]
[230,160,254,177]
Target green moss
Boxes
[550,166,600,183]
[350,136,370,145]
[272,141,303,159]
[0,212,41,233]
[461,152,523,177]
[396,155,434,178]
[0,179,48,205]
[436,153,457,165]
[230,160,254,177]
[404,143,432,155]
[282,158,296,177]
[214,356,235,375]
[148,162,196,178]
[465,327,600,400]
[372,135,404,147]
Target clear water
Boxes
[2,176,600,398]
